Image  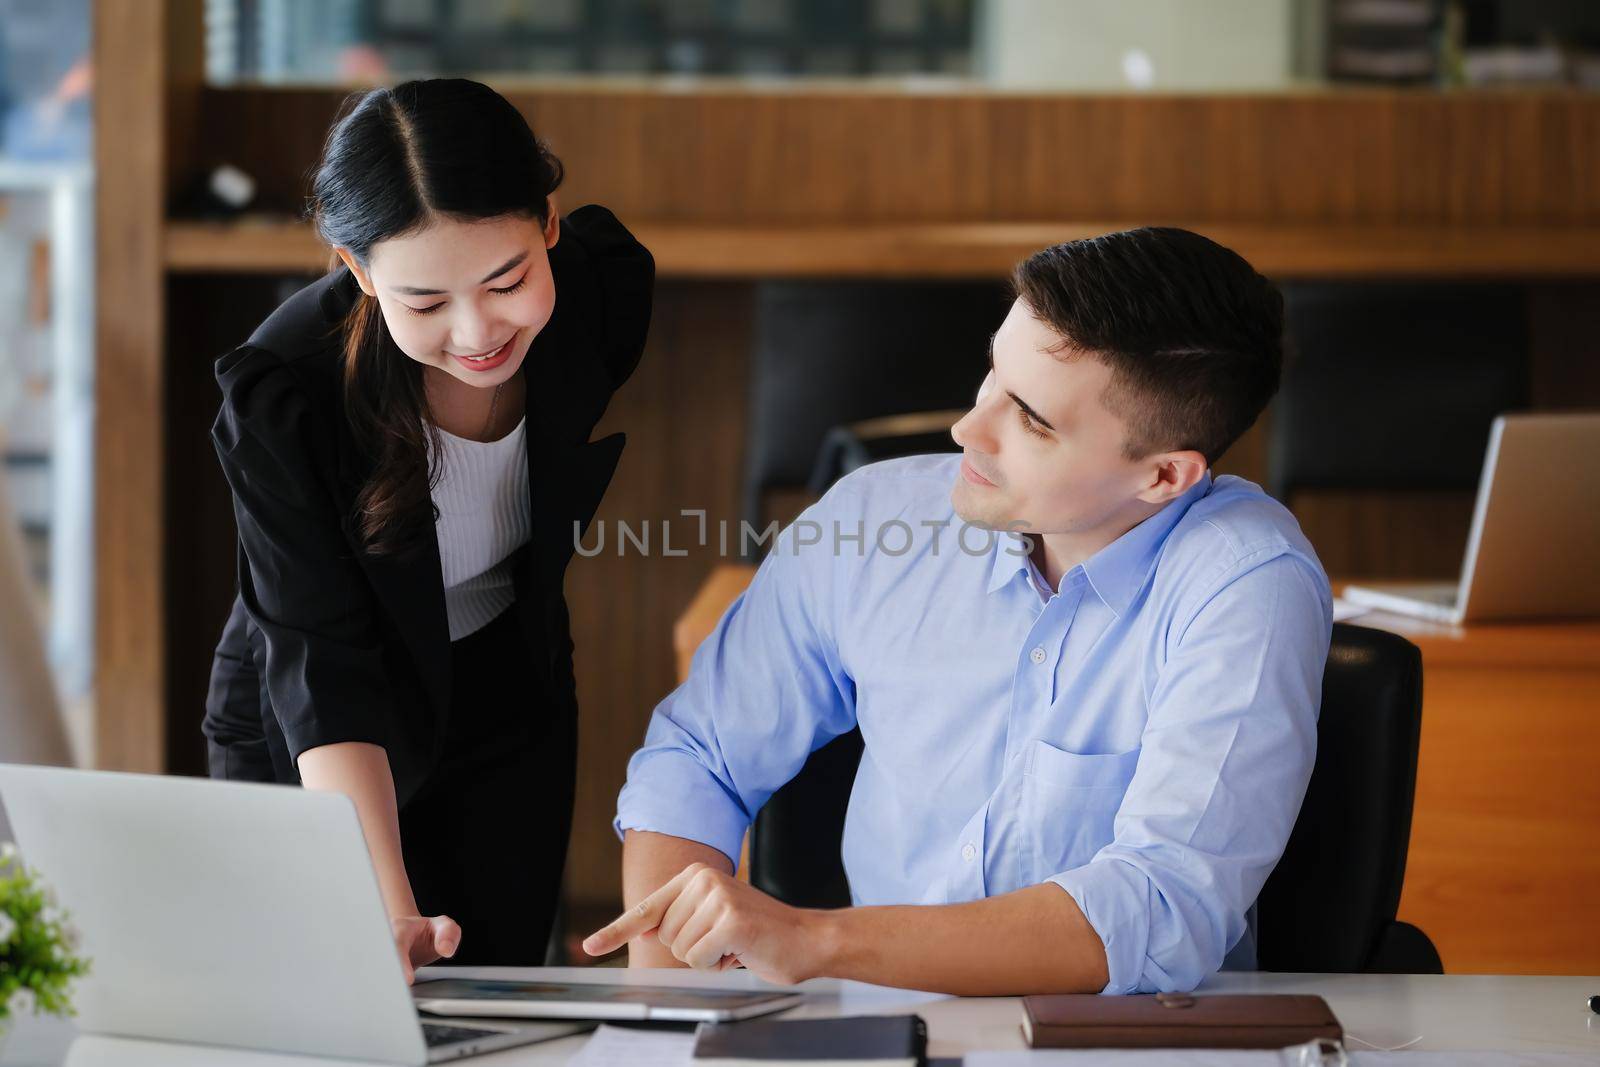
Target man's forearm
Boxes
[621,829,734,967]
[810,883,1109,996]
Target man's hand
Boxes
[618,829,732,968]
[392,913,461,984]
[582,863,831,985]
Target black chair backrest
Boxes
[742,280,1006,534]
[1271,283,1528,501]
[749,624,1425,974]
[1254,624,1423,971]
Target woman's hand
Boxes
[392,913,461,984]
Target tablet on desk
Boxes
[412,978,806,1022]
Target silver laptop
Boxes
[0,764,586,1064]
[1343,412,1600,624]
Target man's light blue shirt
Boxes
[616,454,1333,994]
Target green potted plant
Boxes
[0,842,90,1050]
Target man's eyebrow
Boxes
[1008,390,1057,433]
[988,332,1057,433]
[389,250,531,297]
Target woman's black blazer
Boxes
[203,205,653,806]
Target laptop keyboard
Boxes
[423,1022,501,1048]
[1365,582,1458,606]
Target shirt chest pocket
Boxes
[1021,740,1140,882]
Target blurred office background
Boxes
[2,0,1598,972]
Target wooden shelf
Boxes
[166,218,329,274]
[165,217,1600,279]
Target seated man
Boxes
[584,228,1333,995]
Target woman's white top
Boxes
[428,416,530,641]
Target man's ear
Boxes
[1136,450,1208,505]
[334,247,376,297]
[543,195,561,250]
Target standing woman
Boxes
[203,79,652,979]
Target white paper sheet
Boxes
[564,1023,696,1067]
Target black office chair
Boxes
[1270,283,1528,502]
[741,280,1006,538]
[748,623,1443,975]
[1255,624,1440,973]
[806,411,964,495]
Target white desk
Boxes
[4,968,1597,1065]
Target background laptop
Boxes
[0,764,586,1065]
[1343,412,1600,625]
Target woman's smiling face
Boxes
[340,207,560,390]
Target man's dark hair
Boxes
[1011,226,1283,466]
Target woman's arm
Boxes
[214,349,448,979]
[298,741,458,982]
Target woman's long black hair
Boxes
[309,78,564,555]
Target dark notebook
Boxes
[692,1014,927,1065]
[1022,993,1343,1050]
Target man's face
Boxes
[950,298,1152,538]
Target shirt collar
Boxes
[985,471,1214,615]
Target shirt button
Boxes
[961,843,977,863]
[1030,646,1047,665]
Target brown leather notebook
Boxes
[1021,993,1343,1049]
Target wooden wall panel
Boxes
[93,0,175,771]
[192,87,1600,228]
[1289,491,1477,581]
[563,281,752,907]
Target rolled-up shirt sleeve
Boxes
[1048,551,1332,994]
[615,500,858,869]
